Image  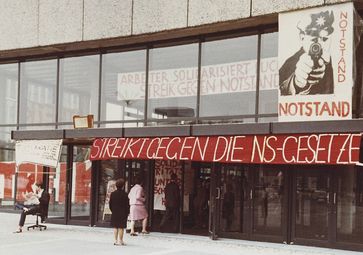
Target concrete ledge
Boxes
[124,126,190,137]
[192,123,270,136]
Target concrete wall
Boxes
[0,0,353,51]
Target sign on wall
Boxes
[279,3,355,121]
[117,58,278,101]
[15,140,63,168]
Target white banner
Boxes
[117,57,278,101]
[15,140,63,168]
[153,160,182,211]
[278,3,354,121]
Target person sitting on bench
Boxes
[14,182,50,233]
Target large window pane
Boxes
[19,60,57,125]
[0,127,15,211]
[0,64,18,125]
[48,146,67,220]
[200,36,258,118]
[101,50,146,127]
[337,166,363,243]
[148,44,198,124]
[59,55,99,123]
[258,32,278,122]
[71,146,92,221]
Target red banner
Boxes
[90,133,362,165]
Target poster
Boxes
[102,180,117,220]
[278,3,355,121]
[15,139,63,168]
[154,160,182,210]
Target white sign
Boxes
[0,175,4,199]
[102,180,117,220]
[278,3,355,121]
[15,139,63,168]
[153,160,182,211]
[117,58,278,100]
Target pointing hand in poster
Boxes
[294,54,326,94]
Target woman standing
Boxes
[128,176,149,236]
[109,178,129,245]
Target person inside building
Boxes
[279,10,335,95]
[128,176,149,236]
[160,173,180,233]
[222,184,235,231]
[14,182,50,233]
[109,178,129,246]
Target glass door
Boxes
[215,164,250,239]
[68,145,92,224]
[291,167,334,246]
[251,166,286,242]
[47,146,68,223]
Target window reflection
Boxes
[200,36,258,119]
[148,44,198,124]
[0,64,18,125]
[59,55,99,123]
[259,32,278,122]
[20,60,57,125]
[101,50,146,127]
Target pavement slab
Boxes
[0,212,361,255]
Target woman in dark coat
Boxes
[109,178,129,245]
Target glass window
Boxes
[48,146,67,220]
[258,32,278,122]
[0,126,15,210]
[0,64,18,125]
[59,55,99,123]
[70,146,92,221]
[101,50,146,127]
[337,166,363,244]
[97,159,124,223]
[19,60,57,125]
[148,44,198,124]
[200,36,258,119]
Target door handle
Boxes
[216,187,221,199]
[250,189,253,200]
[326,192,330,203]
[333,193,336,205]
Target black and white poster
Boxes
[279,3,354,121]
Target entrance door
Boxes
[214,164,249,239]
[68,145,93,225]
[251,166,286,242]
[291,168,335,246]
[182,162,211,236]
[211,165,287,242]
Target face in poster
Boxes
[278,3,355,121]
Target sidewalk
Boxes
[0,212,360,255]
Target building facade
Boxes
[0,0,363,251]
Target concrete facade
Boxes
[84,0,132,40]
[39,0,83,46]
[132,0,188,34]
[0,0,38,50]
[252,0,324,16]
[188,0,250,26]
[0,0,358,51]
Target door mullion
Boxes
[329,169,337,245]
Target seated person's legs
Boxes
[15,205,40,233]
